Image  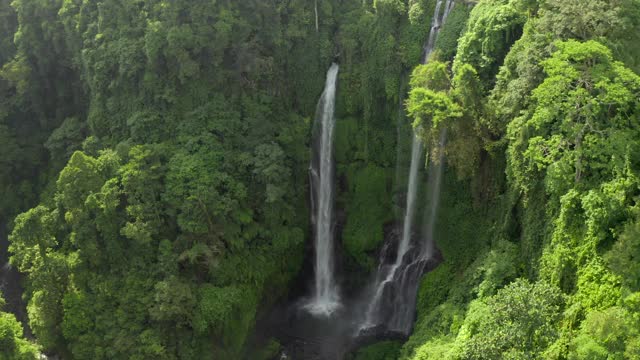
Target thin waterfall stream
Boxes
[305,63,341,317]
[360,0,455,334]
[421,129,448,261]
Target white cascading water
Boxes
[421,129,447,260]
[305,63,341,317]
[361,0,454,333]
[399,136,424,268]
[385,128,447,332]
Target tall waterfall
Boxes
[305,63,341,317]
[361,0,454,334]
[421,129,447,261]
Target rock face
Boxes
[359,226,444,334]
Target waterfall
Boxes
[385,129,447,332]
[360,0,454,334]
[421,129,447,261]
[398,0,454,271]
[305,63,341,317]
[398,136,424,270]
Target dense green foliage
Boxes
[400,0,640,359]
[1,0,640,359]
[349,341,402,360]
[0,0,439,358]
[0,293,39,360]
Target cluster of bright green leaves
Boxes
[10,118,306,358]
[457,279,564,359]
[407,59,486,179]
[0,293,39,360]
[490,0,640,140]
[568,305,640,359]
[508,40,640,196]
[452,0,529,85]
[506,34,640,360]
[407,61,462,146]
